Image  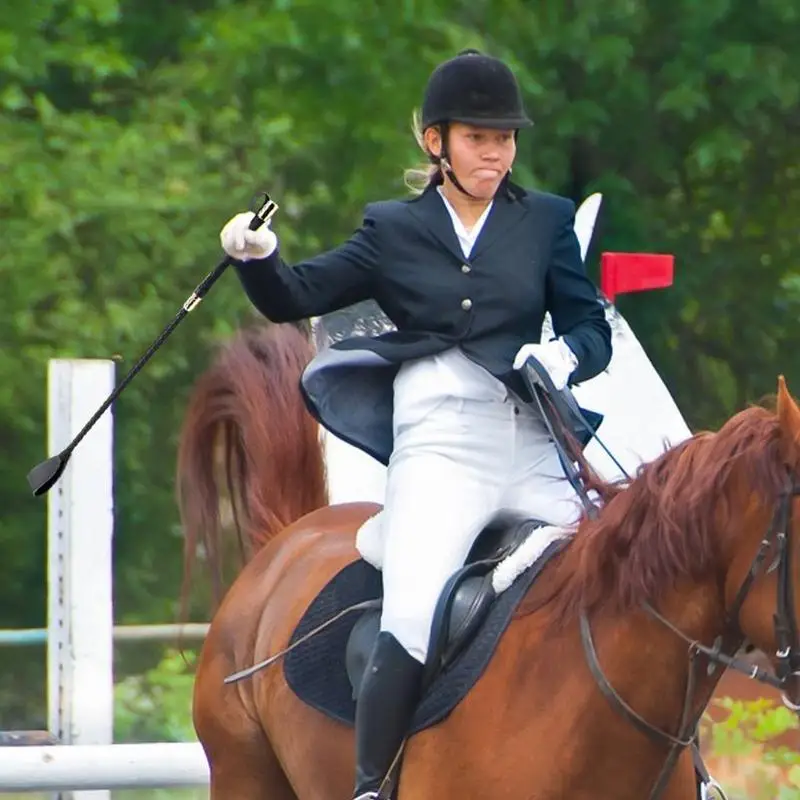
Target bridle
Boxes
[581,476,800,800]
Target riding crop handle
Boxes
[25,194,279,497]
[183,199,278,312]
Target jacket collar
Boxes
[405,177,530,262]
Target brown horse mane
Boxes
[176,321,326,614]
[535,399,788,626]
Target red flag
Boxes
[600,252,674,303]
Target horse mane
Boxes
[175,321,326,612]
[536,401,787,627]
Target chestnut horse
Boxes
[177,322,800,799]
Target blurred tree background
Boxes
[1,0,798,791]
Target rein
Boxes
[581,478,800,800]
[521,359,630,522]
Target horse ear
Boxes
[777,375,800,451]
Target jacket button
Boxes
[461,264,471,273]
[461,298,473,311]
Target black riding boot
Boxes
[352,631,424,799]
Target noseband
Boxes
[581,476,800,800]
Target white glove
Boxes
[219,211,278,261]
[513,337,578,391]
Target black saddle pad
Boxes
[283,538,568,734]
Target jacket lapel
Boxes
[405,185,467,263]
[469,192,530,259]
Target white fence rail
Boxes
[0,743,208,791]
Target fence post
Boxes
[47,359,115,800]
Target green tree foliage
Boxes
[114,648,198,743]
[1,0,797,725]
[703,697,800,798]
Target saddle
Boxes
[345,512,547,698]
[282,510,569,734]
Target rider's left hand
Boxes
[512,338,578,391]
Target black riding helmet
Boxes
[420,49,532,198]
[421,49,533,131]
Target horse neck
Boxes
[523,491,756,751]
[583,581,729,738]
[587,497,777,753]
[571,489,761,740]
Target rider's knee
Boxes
[379,609,431,664]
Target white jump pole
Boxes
[46,359,115,800]
[0,742,208,792]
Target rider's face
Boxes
[427,123,516,200]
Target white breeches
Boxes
[378,395,583,664]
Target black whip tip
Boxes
[26,453,69,497]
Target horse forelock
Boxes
[535,402,788,627]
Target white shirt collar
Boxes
[436,186,493,259]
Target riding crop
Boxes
[26,194,278,497]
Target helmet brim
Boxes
[428,114,534,130]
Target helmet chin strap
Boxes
[438,130,483,199]
[440,157,482,199]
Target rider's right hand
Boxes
[220,211,278,261]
